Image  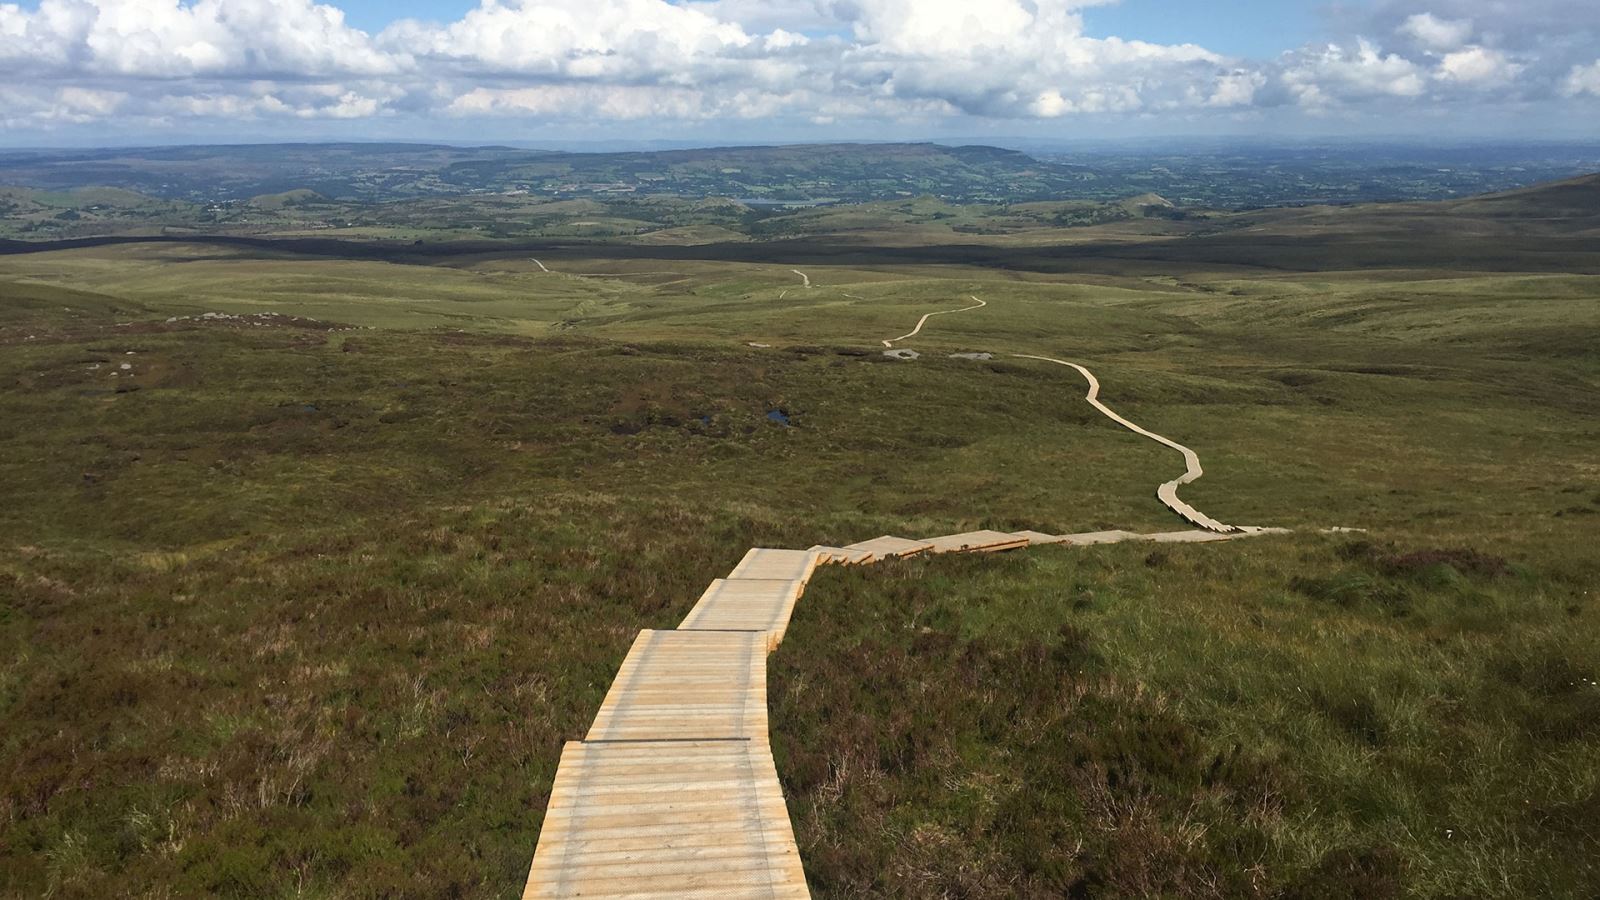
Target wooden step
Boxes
[842,535,935,559]
[920,530,1030,554]
[808,545,875,565]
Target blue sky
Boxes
[336,0,477,29]
[1082,0,1321,57]
[0,0,1596,145]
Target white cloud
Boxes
[1564,60,1600,96]
[1398,12,1473,51]
[381,0,751,81]
[1208,70,1267,107]
[1282,40,1428,108]
[679,0,837,34]
[0,84,126,126]
[0,0,400,77]
[450,84,747,120]
[379,0,1230,122]
[763,28,809,50]
[822,0,1222,118]
[0,0,1593,133]
[832,0,1046,55]
[1435,45,1522,84]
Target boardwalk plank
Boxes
[728,548,818,583]
[1060,530,1148,545]
[808,545,875,565]
[679,578,806,647]
[1011,530,1073,545]
[587,630,767,742]
[523,740,809,899]
[842,535,934,559]
[921,530,1030,554]
[1147,529,1238,543]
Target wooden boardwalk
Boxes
[518,294,1315,894]
[922,529,1030,554]
[524,740,810,898]
[870,293,1237,535]
[680,579,806,648]
[881,295,987,348]
[523,545,815,899]
[728,548,819,584]
[1014,354,1240,534]
[842,534,934,558]
[522,524,1291,897]
[587,630,768,742]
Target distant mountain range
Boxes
[0,142,1087,205]
[1,141,1596,209]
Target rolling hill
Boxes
[0,142,1091,204]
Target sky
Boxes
[1,0,1598,147]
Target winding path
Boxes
[874,294,1233,532]
[521,526,1279,897]
[1014,354,1238,534]
[520,283,1290,895]
[881,295,986,348]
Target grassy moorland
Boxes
[1,186,1598,898]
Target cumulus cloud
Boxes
[1435,45,1522,84]
[0,84,127,127]
[1398,12,1474,51]
[1281,40,1428,108]
[1207,70,1267,108]
[380,0,753,81]
[0,0,399,77]
[0,0,1593,133]
[1565,60,1600,96]
[1387,12,1524,90]
[811,0,1223,118]
[679,0,837,34]
[375,0,1234,122]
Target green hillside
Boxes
[0,168,1597,898]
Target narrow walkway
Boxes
[523,288,1282,894]
[681,578,807,648]
[873,292,1233,533]
[1014,354,1238,533]
[525,740,809,898]
[882,295,986,348]
[586,630,768,742]
[521,527,1282,897]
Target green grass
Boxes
[772,536,1598,897]
[1,233,1597,897]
